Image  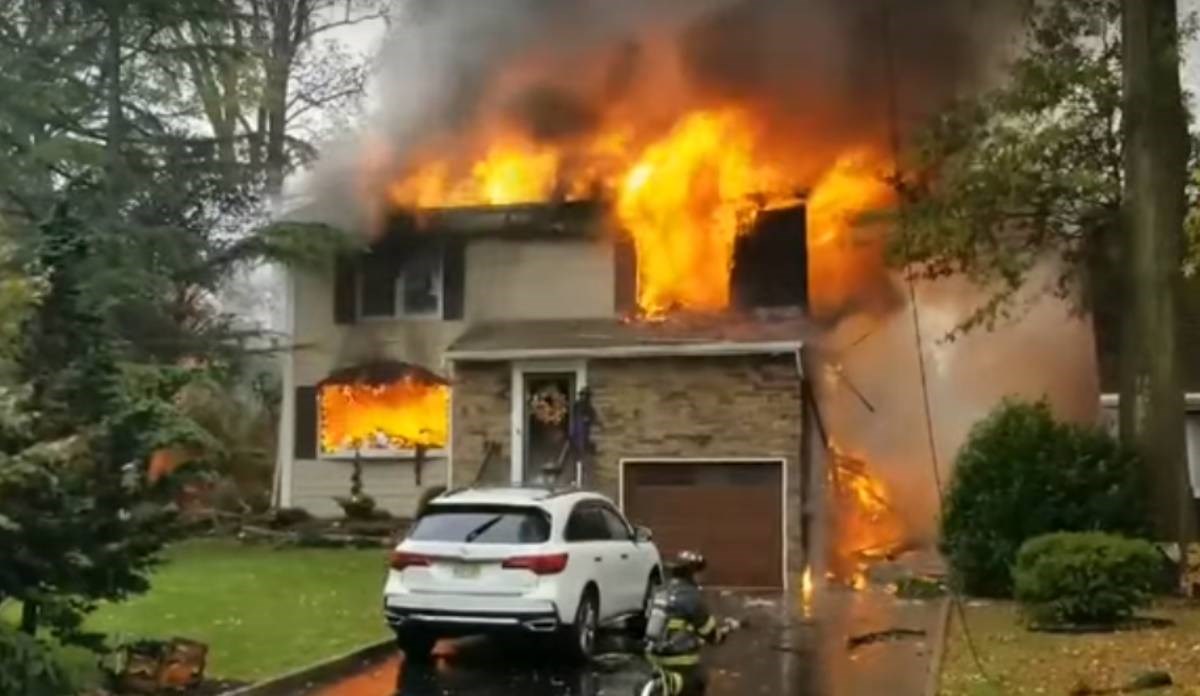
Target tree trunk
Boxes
[1120,0,1196,548]
[263,0,296,197]
[103,0,125,208]
[20,600,39,635]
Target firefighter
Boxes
[643,550,729,696]
[568,386,599,485]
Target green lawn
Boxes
[14,539,393,686]
[939,600,1200,696]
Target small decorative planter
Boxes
[334,494,378,520]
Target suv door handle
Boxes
[594,556,603,562]
[620,553,629,560]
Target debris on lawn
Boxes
[110,638,208,693]
[846,628,927,651]
[1069,670,1174,695]
[892,575,946,600]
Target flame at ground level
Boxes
[319,379,449,452]
[828,443,907,588]
[800,565,815,617]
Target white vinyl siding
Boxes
[289,457,449,518]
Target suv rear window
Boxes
[407,505,551,544]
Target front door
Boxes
[521,371,576,484]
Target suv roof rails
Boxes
[537,485,583,500]
[437,483,587,501]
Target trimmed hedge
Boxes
[1014,532,1161,626]
[940,399,1149,597]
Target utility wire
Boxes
[879,0,995,688]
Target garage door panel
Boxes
[623,461,784,589]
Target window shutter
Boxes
[614,235,637,314]
[294,386,318,460]
[332,256,357,325]
[442,237,466,320]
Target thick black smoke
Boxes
[679,0,1014,144]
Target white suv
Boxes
[383,486,662,661]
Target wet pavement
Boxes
[303,584,949,696]
[817,587,948,696]
[311,592,817,696]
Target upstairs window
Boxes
[358,245,443,319]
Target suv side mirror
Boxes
[635,526,653,544]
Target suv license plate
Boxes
[452,563,481,579]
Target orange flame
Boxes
[382,110,893,318]
[807,152,897,318]
[388,135,567,209]
[829,442,906,589]
[615,109,794,316]
[319,379,449,452]
[800,565,815,617]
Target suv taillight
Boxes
[390,551,431,571]
[502,553,569,575]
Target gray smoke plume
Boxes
[303,0,1017,228]
[816,266,1100,548]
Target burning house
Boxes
[275,0,1050,591]
[281,196,821,589]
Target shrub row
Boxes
[940,399,1149,597]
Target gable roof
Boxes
[445,313,812,362]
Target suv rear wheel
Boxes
[563,588,599,662]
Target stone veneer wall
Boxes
[449,354,807,574]
[450,361,513,486]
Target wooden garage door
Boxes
[623,461,783,588]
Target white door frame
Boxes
[510,360,588,485]
[617,457,790,590]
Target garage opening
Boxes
[621,459,785,589]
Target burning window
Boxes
[317,363,449,455]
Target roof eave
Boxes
[445,340,805,363]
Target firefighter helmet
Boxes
[669,550,707,580]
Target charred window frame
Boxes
[357,244,444,320]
